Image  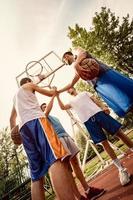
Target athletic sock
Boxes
[113,158,124,171]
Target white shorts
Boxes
[60,136,80,159]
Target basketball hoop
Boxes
[25,61,43,77]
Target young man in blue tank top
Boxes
[41,96,105,200]
[59,47,133,118]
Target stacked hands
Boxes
[10,84,110,146]
[50,86,60,97]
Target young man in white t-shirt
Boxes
[56,87,133,186]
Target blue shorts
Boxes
[20,118,69,181]
[84,111,122,144]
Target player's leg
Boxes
[84,113,130,186]
[116,129,133,150]
[31,177,45,200]
[49,160,76,200]
[71,155,105,199]
[71,156,88,191]
[65,161,85,200]
[101,140,118,160]
[52,136,85,199]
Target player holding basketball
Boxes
[10,77,76,200]
[59,47,133,117]
[56,87,133,186]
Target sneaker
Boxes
[80,195,88,200]
[119,168,131,186]
[86,187,105,200]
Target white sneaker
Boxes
[119,168,131,186]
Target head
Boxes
[62,51,75,65]
[40,102,47,112]
[20,77,32,86]
[67,87,77,96]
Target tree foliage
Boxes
[68,7,133,75]
[0,128,28,197]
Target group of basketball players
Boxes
[10,48,133,200]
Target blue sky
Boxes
[0,0,132,132]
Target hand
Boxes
[51,86,58,96]
[51,86,57,90]
[103,106,110,114]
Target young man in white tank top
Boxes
[10,77,76,200]
[56,87,133,188]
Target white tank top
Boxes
[14,87,45,128]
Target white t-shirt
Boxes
[69,92,102,123]
[14,87,45,128]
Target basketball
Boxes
[80,58,100,80]
[11,125,22,145]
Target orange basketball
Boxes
[80,58,100,80]
[11,125,22,145]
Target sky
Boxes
[0,0,133,135]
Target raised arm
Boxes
[45,95,55,117]
[58,73,80,93]
[56,94,71,110]
[30,83,57,97]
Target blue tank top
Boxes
[48,115,69,138]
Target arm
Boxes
[30,83,56,97]
[56,94,71,110]
[90,95,110,114]
[58,74,80,93]
[10,105,17,130]
[45,95,55,117]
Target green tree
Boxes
[68,7,133,75]
[0,127,28,197]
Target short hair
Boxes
[20,77,32,86]
[62,51,73,62]
[40,102,46,110]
